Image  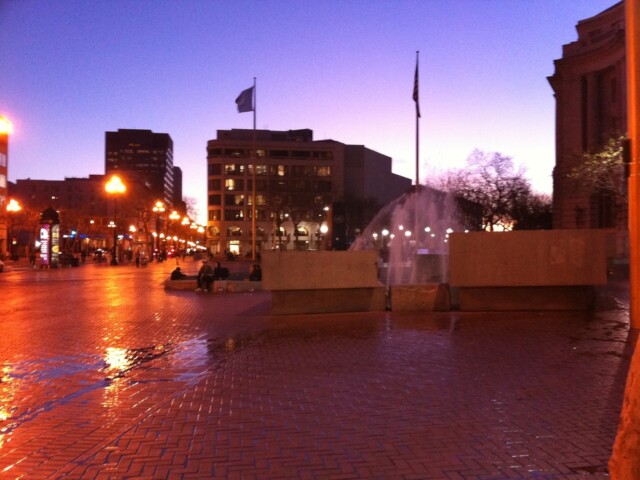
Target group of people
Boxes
[170,258,261,292]
[195,260,230,292]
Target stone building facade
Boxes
[548,2,626,252]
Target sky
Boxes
[0,0,619,223]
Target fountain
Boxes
[350,186,468,310]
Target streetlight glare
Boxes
[105,175,126,194]
[0,116,14,135]
[6,198,22,213]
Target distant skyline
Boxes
[0,0,618,223]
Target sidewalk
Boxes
[0,263,633,479]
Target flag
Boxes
[235,86,254,113]
[413,58,421,118]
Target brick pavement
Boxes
[0,260,634,479]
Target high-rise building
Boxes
[105,129,175,206]
[206,128,411,255]
[548,2,626,233]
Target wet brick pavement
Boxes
[0,258,634,479]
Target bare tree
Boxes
[511,192,552,230]
[433,150,532,231]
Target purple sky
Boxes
[0,0,618,222]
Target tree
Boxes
[568,134,627,228]
[511,192,552,230]
[568,134,627,200]
[432,150,532,231]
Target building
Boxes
[0,117,10,256]
[105,129,175,207]
[206,128,411,255]
[548,2,626,237]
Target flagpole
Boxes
[415,50,420,190]
[251,78,257,261]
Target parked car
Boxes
[0,259,4,272]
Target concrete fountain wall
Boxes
[449,229,608,311]
[261,250,386,315]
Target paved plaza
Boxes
[0,258,634,479]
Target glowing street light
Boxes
[105,175,126,265]
[6,198,22,259]
[0,116,13,135]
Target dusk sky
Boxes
[0,0,618,222]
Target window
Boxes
[316,166,331,176]
[256,194,267,206]
[315,181,332,192]
[292,179,308,190]
[248,164,268,175]
[224,210,244,221]
[225,149,245,156]
[208,179,221,191]
[313,151,333,160]
[208,163,221,175]
[224,179,244,191]
[227,226,243,236]
[209,194,221,205]
[225,194,245,206]
[270,150,288,158]
[209,209,221,221]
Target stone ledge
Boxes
[390,284,450,311]
[271,287,386,315]
[164,278,262,293]
[458,286,596,311]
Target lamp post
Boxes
[105,175,126,265]
[169,210,180,254]
[152,200,165,259]
[6,198,22,260]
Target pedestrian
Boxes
[135,249,140,268]
[249,264,262,281]
[29,251,37,268]
[213,261,229,280]
[196,260,214,292]
[170,266,187,280]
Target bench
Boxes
[163,276,262,293]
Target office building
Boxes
[105,129,175,206]
[206,128,411,255]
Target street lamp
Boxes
[152,200,165,258]
[105,175,126,265]
[6,198,22,260]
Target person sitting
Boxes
[170,266,187,280]
[213,262,230,280]
[196,260,215,292]
[249,264,262,281]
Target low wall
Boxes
[389,284,450,311]
[262,250,386,314]
[164,278,262,293]
[449,229,608,311]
